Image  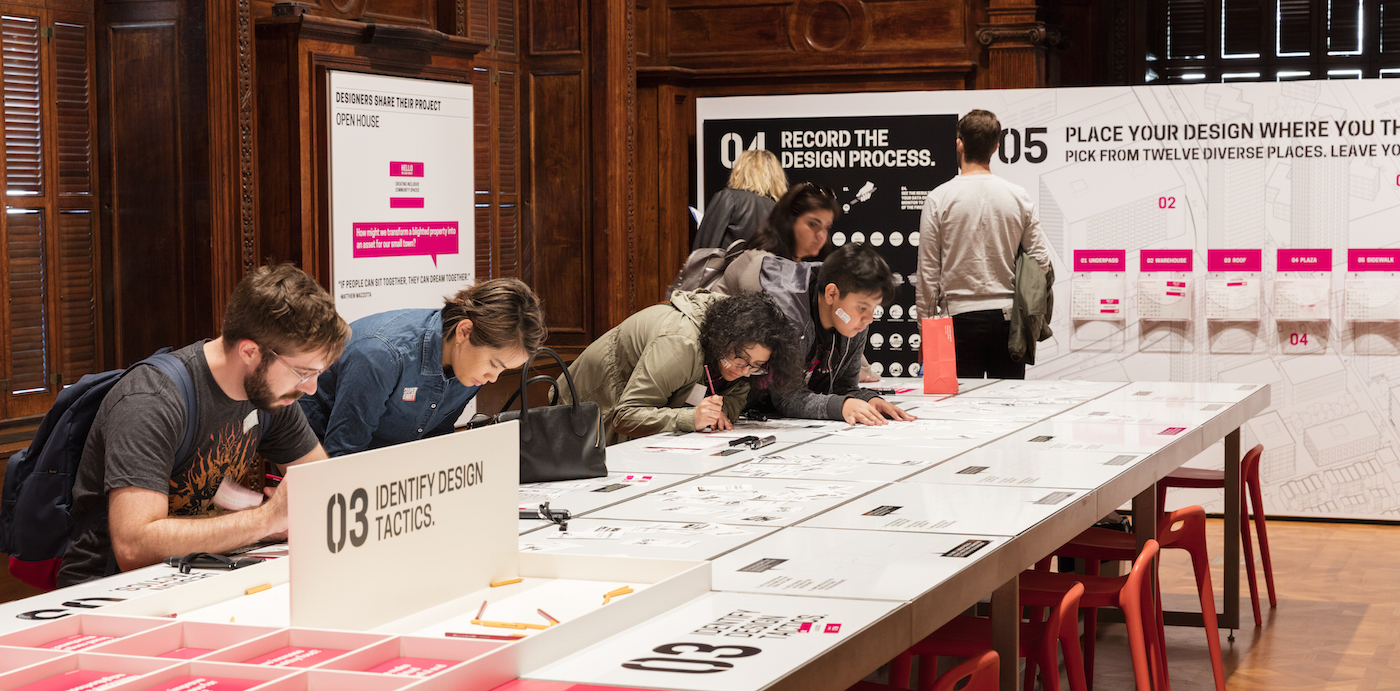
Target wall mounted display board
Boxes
[524,591,900,691]
[699,80,1400,519]
[708,527,1006,601]
[1345,249,1400,321]
[1205,250,1263,321]
[327,71,475,324]
[1138,250,1194,321]
[1071,250,1127,320]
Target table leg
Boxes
[992,575,1019,691]
[1133,482,1158,552]
[1223,427,1241,633]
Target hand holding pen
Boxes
[695,365,732,432]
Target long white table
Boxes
[519,378,1269,691]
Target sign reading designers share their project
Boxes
[328,71,474,324]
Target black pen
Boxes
[750,435,777,449]
[729,435,759,447]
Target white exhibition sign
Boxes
[328,70,474,324]
[287,423,519,630]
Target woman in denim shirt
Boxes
[300,278,547,456]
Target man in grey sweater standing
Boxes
[915,109,1052,379]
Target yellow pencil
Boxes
[245,584,272,595]
[490,578,523,587]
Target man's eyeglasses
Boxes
[267,349,324,385]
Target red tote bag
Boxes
[921,317,959,395]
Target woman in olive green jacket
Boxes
[559,290,799,444]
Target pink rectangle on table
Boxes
[364,657,458,676]
[1160,427,1186,435]
[798,622,813,633]
[1141,249,1194,272]
[389,161,424,177]
[1073,249,1126,272]
[1207,249,1262,272]
[142,676,264,691]
[1348,249,1400,271]
[1278,248,1332,271]
[823,623,842,633]
[243,645,349,667]
[158,647,215,659]
[389,197,425,208]
[12,671,130,691]
[352,222,458,264]
[38,634,115,651]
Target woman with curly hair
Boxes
[558,290,800,443]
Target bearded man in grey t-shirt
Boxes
[58,264,350,586]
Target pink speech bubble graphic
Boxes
[352,222,459,267]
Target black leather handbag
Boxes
[491,348,607,483]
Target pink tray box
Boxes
[92,622,283,662]
[313,635,501,676]
[0,652,176,691]
[200,629,387,669]
[114,661,299,691]
[0,615,173,652]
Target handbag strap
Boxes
[498,375,559,414]
[517,347,590,442]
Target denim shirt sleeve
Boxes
[321,337,403,457]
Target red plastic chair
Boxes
[1158,443,1276,626]
[886,582,1085,691]
[1021,540,1170,691]
[849,649,1000,691]
[1047,506,1224,691]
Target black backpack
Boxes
[664,238,748,300]
[0,350,198,591]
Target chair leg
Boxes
[1022,657,1038,691]
[917,654,938,691]
[1182,541,1226,691]
[1061,623,1088,691]
[888,651,913,689]
[1247,475,1278,609]
[1239,505,1263,627]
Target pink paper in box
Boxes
[242,645,348,667]
[142,676,264,691]
[38,634,116,652]
[11,670,130,691]
[158,647,215,660]
[364,656,458,676]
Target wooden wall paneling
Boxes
[251,0,434,27]
[588,0,635,332]
[634,82,660,303]
[474,64,495,279]
[655,82,691,297]
[252,20,307,271]
[104,18,187,365]
[527,70,590,344]
[977,0,1060,89]
[497,66,519,276]
[667,2,791,57]
[205,0,256,321]
[529,0,581,53]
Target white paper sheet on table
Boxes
[801,482,1088,537]
[905,447,1143,489]
[1138,277,1192,321]
[1206,277,1261,320]
[712,443,965,483]
[516,473,691,517]
[589,477,880,527]
[524,591,900,691]
[710,527,1005,601]
[987,420,1191,454]
[1273,276,1331,321]
[1345,276,1400,321]
[519,518,779,560]
[961,379,1126,402]
[1099,381,1263,404]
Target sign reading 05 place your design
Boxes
[287,423,519,631]
[327,70,475,324]
[700,114,957,380]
